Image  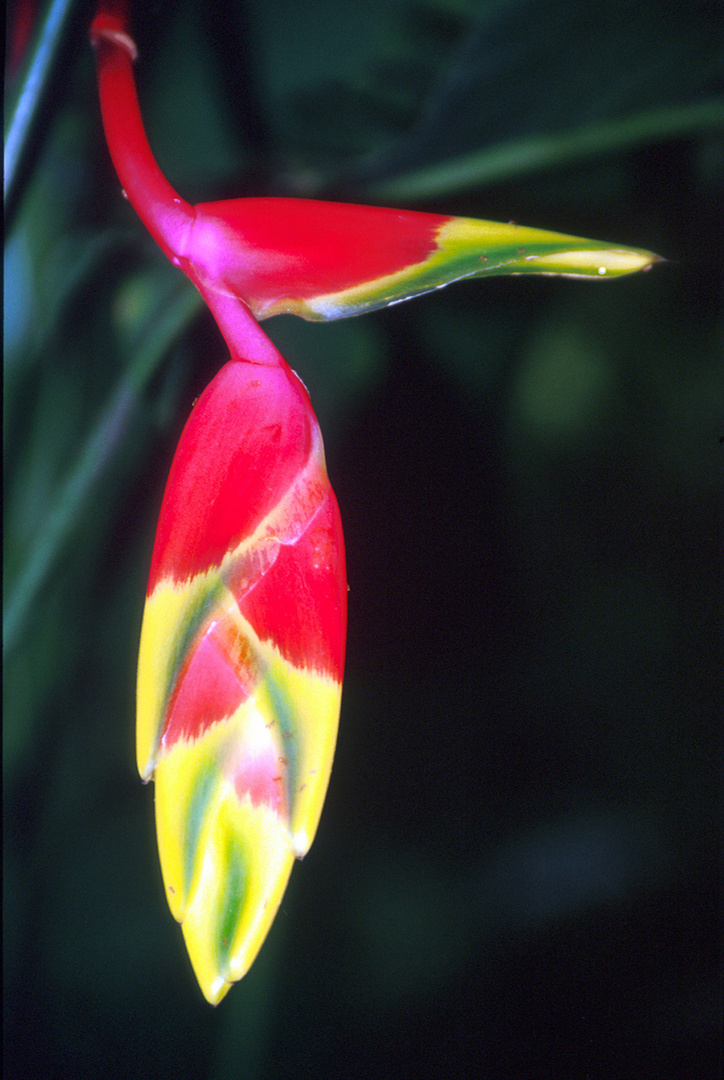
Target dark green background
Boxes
[4,0,721,1076]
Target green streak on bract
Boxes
[262,667,299,821]
[163,575,226,740]
[296,236,656,322]
[216,829,249,973]
[184,762,219,901]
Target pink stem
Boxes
[91,2,284,367]
[193,284,287,368]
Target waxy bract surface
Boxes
[137,359,346,1003]
[184,199,660,321]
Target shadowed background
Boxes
[4,0,721,1076]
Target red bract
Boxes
[179,198,448,317]
[148,360,315,588]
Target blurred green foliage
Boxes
[4,0,721,1077]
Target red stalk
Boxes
[90,1,282,366]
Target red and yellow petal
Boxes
[180,199,661,321]
[137,357,346,1003]
[149,620,342,1003]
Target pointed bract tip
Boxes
[527,245,662,277]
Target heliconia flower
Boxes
[90,0,660,1004]
[137,353,346,1004]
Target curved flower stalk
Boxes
[90,1,659,1004]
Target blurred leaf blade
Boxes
[367,98,724,201]
[3,279,202,655]
[4,0,82,219]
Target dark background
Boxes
[4,0,721,1077]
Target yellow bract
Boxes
[138,572,342,1004]
[154,725,296,1004]
[288,216,660,321]
[262,650,341,858]
[137,570,221,778]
